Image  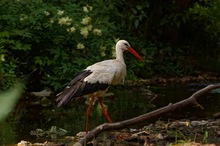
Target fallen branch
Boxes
[73,84,220,146]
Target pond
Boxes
[1,82,220,145]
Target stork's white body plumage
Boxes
[85,59,126,85]
[56,40,144,133]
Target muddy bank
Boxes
[127,73,220,86]
[17,119,220,146]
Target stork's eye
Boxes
[124,43,129,47]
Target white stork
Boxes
[56,40,144,133]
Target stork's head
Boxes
[116,40,144,62]
[116,40,131,51]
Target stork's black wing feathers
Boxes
[56,70,109,107]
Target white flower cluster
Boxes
[83,5,93,13]
[80,25,93,38]
[22,5,105,52]
[0,54,5,61]
[44,11,50,16]
[93,29,102,36]
[49,18,54,24]
[57,10,64,16]
[81,17,91,25]
[58,17,72,26]
[66,27,76,33]
[77,43,85,50]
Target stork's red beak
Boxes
[127,47,144,62]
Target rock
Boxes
[30,89,52,97]
[17,140,31,146]
[213,112,220,118]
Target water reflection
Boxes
[150,83,220,119]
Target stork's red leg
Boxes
[98,97,112,123]
[86,96,95,134]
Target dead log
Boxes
[73,84,220,146]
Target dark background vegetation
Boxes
[0,0,220,91]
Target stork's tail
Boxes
[56,86,79,107]
[56,70,93,107]
[56,92,69,107]
[56,92,65,107]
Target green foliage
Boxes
[1,0,220,91]
[202,131,208,144]
[0,0,119,90]
[185,0,220,52]
[0,47,18,90]
[134,0,220,77]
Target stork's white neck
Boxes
[115,45,125,63]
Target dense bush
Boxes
[0,0,220,91]
[143,0,220,77]
[0,0,125,91]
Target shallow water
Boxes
[1,82,220,145]
[151,83,220,119]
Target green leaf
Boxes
[0,84,23,122]
[34,57,43,65]
[134,19,139,28]
[136,5,142,10]
[0,31,10,38]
